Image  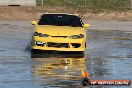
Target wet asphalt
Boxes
[0,21,132,88]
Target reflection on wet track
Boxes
[0,22,132,88]
[32,54,85,88]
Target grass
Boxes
[86,0,131,9]
[36,0,131,10]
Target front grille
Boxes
[51,36,67,38]
[47,42,69,48]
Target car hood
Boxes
[35,25,85,36]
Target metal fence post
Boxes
[42,0,44,6]
[84,0,87,6]
[131,0,132,9]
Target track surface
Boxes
[0,21,132,88]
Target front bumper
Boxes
[32,37,86,51]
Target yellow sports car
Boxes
[31,13,90,52]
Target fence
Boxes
[37,0,132,9]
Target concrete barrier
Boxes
[0,0,36,6]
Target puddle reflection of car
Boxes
[32,54,86,80]
[31,13,90,53]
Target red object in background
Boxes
[81,68,89,78]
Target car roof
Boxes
[44,13,79,16]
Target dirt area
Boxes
[0,6,132,21]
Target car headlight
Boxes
[69,34,84,39]
[34,32,49,37]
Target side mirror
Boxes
[31,21,38,25]
[83,24,90,28]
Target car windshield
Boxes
[38,14,83,27]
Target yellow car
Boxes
[31,13,90,52]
